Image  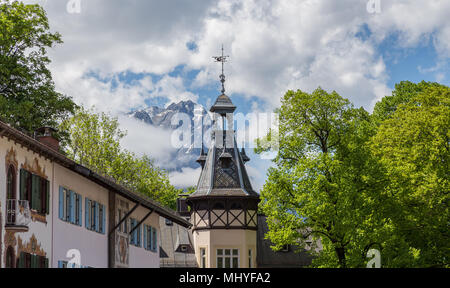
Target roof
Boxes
[159,217,197,267]
[189,129,259,198]
[0,120,191,228]
[210,94,236,114]
[257,215,314,268]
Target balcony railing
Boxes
[6,199,31,227]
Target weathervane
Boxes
[212,45,229,94]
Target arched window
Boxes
[7,165,16,200]
[5,246,15,268]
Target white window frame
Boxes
[216,248,239,268]
[200,247,207,268]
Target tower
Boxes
[187,47,260,268]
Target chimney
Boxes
[35,127,60,151]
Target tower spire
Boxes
[212,44,229,94]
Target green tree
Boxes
[370,84,450,267]
[0,0,76,132]
[60,107,180,210]
[256,88,384,268]
[372,80,446,123]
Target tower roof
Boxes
[189,46,258,199]
[189,131,258,198]
[210,93,236,114]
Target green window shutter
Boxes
[46,180,50,214]
[30,254,36,268]
[18,252,25,268]
[31,174,41,211]
[20,169,26,200]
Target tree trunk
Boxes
[335,247,347,268]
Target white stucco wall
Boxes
[52,163,109,268]
[118,196,161,268]
[0,137,53,267]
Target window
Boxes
[58,187,82,226]
[17,252,48,268]
[217,249,239,268]
[85,198,105,234]
[118,209,122,232]
[165,219,173,226]
[248,249,253,268]
[7,165,15,200]
[58,261,91,268]
[20,169,49,215]
[144,224,157,252]
[5,246,15,268]
[117,209,128,233]
[99,204,104,233]
[200,248,207,268]
[130,218,141,247]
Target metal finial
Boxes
[212,45,229,94]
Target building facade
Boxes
[180,50,316,268]
[0,121,191,268]
[186,55,260,268]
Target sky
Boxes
[24,0,450,191]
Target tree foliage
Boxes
[60,107,181,210]
[257,83,449,268]
[0,0,76,132]
[370,83,449,267]
[257,88,384,267]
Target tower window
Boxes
[217,249,239,268]
[200,248,207,268]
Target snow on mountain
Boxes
[127,100,211,172]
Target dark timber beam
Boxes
[109,203,140,236]
[129,209,153,235]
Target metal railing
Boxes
[6,199,31,227]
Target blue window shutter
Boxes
[78,195,83,226]
[95,202,99,232]
[69,191,75,224]
[152,227,157,252]
[58,261,63,268]
[130,219,134,244]
[58,187,64,220]
[148,226,153,251]
[85,198,90,229]
[133,219,137,245]
[137,224,141,247]
[143,224,147,250]
[102,204,106,234]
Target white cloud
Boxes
[19,0,449,183]
[36,0,449,115]
[169,167,202,188]
[119,115,178,168]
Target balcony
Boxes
[6,200,31,231]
